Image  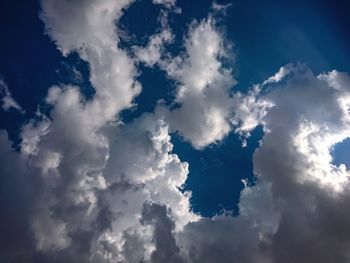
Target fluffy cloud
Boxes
[251,65,350,262]
[2,0,350,262]
[8,2,196,262]
[254,65,350,190]
[149,64,350,263]
[176,181,279,263]
[157,17,236,149]
[41,0,141,125]
[118,64,350,263]
[5,0,195,261]
[31,2,144,255]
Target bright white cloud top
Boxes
[1,0,350,262]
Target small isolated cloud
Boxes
[211,1,232,14]
[0,78,24,113]
[133,22,174,67]
[152,0,177,9]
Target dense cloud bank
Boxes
[1,0,350,262]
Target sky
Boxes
[1,0,350,262]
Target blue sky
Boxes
[1,0,350,262]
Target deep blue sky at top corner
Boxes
[0,0,350,217]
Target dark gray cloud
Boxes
[141,202,184,263]
[251,66,350,263]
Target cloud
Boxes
[251,65,350,262]
[17,89,196,261]
[176,180,279,263]
[211,1,232,15]
[157,17,236,149]
[118,64,350,263]
[262,63,296,85]
[41,0,141,124]
[2,0,350,262]
[230,85,272,146]
[134,11,239,150]
[145,64,350,263]
[0,130,38,262]
[220,64,350,262]
[7,1,196,261]
[0,78,24,113]
[133,8,174,67]
[152,0,177,9]
[140,202,184,263]
[134,27,174,67]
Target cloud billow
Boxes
[1,0,350,262]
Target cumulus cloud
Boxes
[150,64,350,263]
[176,180,279,263]
[229,64,350,262]
[135,11,238,150]
[2,0,350,262]
[7,2,197,259]
[118,64,350,263]
[41,0,141,124]
[8,0,195,261]
[157,17,236,149]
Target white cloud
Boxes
[262,63,296,85]
[158,17,236,149]
[121,64,350,263]
[231,85,273,143]
[133,1,178,67]
[152,0,177,9]
[2,0,350,262]
[41,0,141,125]
[134,28,174,67]
[15,1,198,258]
[254,65,350,191]
[236,65,350,262]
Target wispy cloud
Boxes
[0,78,24,114]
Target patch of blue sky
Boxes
[332,138,350,169]
[172,126,263,217]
